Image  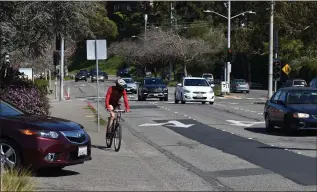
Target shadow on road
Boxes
[91,144,116,152]
[35,168,79,177]
[259,146,316,151]
[245,127,317,137]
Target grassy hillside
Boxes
[68,56,124,75]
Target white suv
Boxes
[174,77,215,105]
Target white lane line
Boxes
[184,114,187,117]
[250,111,256,113]
[248,137,253,140]
[284,148,289,151]
[175,112,178,114]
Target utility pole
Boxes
[170,2,173,80]
[227,0,231,92]
[59,35,64,101]
[274,27,278,92]
[268,0,274,98]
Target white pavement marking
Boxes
[226,120,265,127]
[139,120,194,128]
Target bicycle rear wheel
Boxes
[113,123,122,152]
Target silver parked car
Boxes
[283,79,307,87]
[122,77,137,94]
[230,79,250,93]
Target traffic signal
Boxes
[226,49,233,62]
[273,59,281,80]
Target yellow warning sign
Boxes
[282,64,291,75]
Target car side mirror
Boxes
[210,84,215,88]
[277,100,285,105]
[177,83,182,87]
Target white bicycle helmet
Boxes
[115,78,126,89]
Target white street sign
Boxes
[226,120,265,127]
[86,40,107,60]
[139,120,194,128]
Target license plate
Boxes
[154,94,158,96]
[78,146,87,157]
[196,94,203,98]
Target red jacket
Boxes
[105,86,130,110]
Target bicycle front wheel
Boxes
[113,123,122,152]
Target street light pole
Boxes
[227,0,231,91]
[204,6,255,94]
[268,0,274,98]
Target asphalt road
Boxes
[39,79,316,191]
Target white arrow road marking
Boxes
[139,120,194,128]
[226,120,265,127]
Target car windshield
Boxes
[294,80,306,85]
[203,74,213,78]
[92,72,104,76]
[80,70,88,73]
[144,79,163,85]
[184,79,209,86]
[0,101,24,116]
[123,78,134,83]
[286,90,317,104]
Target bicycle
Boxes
[106,104,125,152]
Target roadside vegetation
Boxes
[84,105,107,126]
[1,169,35,191]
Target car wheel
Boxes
[246,90,249,93]
[75,80,78,82]
[181,94,185,104]
[85,79,87,82]
[137,94,141,101]
[265,114,274,133]
[143,97,147,101]
[0,139,22,171]
[164,97,168,101]
[174,94,179,104]
[209,102,214,105]
[159,98,164,101]
[201,101,206,104]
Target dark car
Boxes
[309,77,317,88]
[91,71,105,82]
[282,79,307,88]
[75,72,87,82]
[0,100,92,171]
[79,69,89,77]
[137,78,168,101]
[101,71,108,80]
[264,87,317,134]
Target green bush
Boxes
[213,84,221,96]
[34,79,49,95]
[168,81,178,87]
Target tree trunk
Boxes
[248,57,251,83]
[183,63,187,77]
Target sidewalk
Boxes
[49,99,108,147]
[38,99,217,191]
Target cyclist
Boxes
[105,79,131,137]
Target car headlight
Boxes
[293,113,310,118]
[19,129,59,139]
[209,89,214,93]
[163,88,168,91]
[100,76,104,79]
[184,89,190,93]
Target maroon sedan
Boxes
[0,100,91,171]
